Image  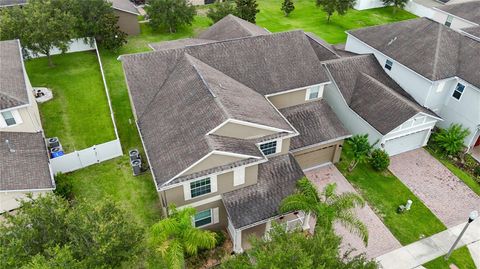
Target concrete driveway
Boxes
[389,149,480,227]
[305,165,401,259]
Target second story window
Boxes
[260,140,277,155]
[306,85,321,100]
[190,177,211,198]
[445,15,453,27]
[1,111,17,126]
[385,59,393,71]
[452,83,465,100]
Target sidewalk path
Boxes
[305,165,401,259]
[467,240,480,268]
[376,219,480,269]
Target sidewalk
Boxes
[376,219,480,269]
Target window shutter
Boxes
[211,175,218,193]
[12,110,23,125]
[183,183,192,200]
[212,208,219,224]
[275,139,283,154]
[233,166,246,186]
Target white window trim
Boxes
[385,59,393,70]
[183,175,218,201]
[452,82,465,101]
[233,166,246,186]
[259,139,283,156]
[305,84,324,101]
[0,110,22,128]
[193,207,219,228]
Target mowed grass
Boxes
[336,144,446,245]
[423,246,476,269]
[256,0,416,44]
[25,51,115,152]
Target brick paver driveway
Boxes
[305,165,401,259]
[390,149,480,227]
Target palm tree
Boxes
[149,205,217,269]
[280,177,369,245]
[347,134,375,171]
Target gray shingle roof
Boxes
[0,132,53,191]
[222,154,304,228]
[149,38,216,51]
[0,0,26,7]
[198,14,270,41]
[305,32,340,61]
[324,55,438,134]
[436,1,480,24]
[0,40,29,110]
[280,100,351,150]
[348,18,480,89]
[110,0,139,15]
[463,26,480,38]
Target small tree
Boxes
[316,0,356,22]
[149,205,217,269]
[369,149,390,171]
[432,124,470,156]
[0,0,76,66]
[235,0,259,23]
[281,0,295,16]
[207,1,236,23]
[382,0,408,14]
[347,134,374,171]
[145,0,196,33]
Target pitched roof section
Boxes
[0,40,29,110]
[149,38,216,51]
[110,0,139,15]
[0,132,53,191]
[305,32,340,61]
[222,154,304,228]
[324,55,438,134]
[198,14,270,40]
[463,26,480,38]
[280,100,350,150]
[436,1,480,24]
[348,18,480,89]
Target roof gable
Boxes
[198,14,269,41]
[436,1,480,25]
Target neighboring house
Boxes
[121,16,353,253]
[323,55,441,156]
[345,18,480,152]
[110,0,140,36]
[0,0,26,8]
[432,1,480,29]
[0,40,54,213]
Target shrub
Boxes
[474,166,480,177]
[53,173,74,200]
[346,134,375,171]
[207,1,236,23]
[432,124,470,156]
[369,149,390,171]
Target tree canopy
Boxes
[382,0,408,14]
[281,0,295,16]
[235,0,259,23]
[145,0,197,33]
[207,1,237,23]
[316,0,356,22]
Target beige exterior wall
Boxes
[213,122,277,139]
[182,154,244,176]
[194,199,228,231]
[161,164,259,207]
[292,140,344,170]
[268,89,308,109]
[114,10,140,36]
[0,190,52,213]
[279,137,291,155]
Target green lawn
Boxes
[423,246,476,269]
[256,0,416,44]
[426,147,480,196]
[25,51,116,152]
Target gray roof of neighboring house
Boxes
[305,32,340,61]
[280,100,351,150]
[0,132,53,191]
[436,1,480,24]
[348,18,480,89]
[149,38,216,51]
[125,53,291,187]
[332,43,358,57]
[0,40,29,110]
[222,154,304,229]
[324,55,438,134]
[463,26,480,38]
[0,0,27,7]
[110,0,139,15]
[198,14,270,41]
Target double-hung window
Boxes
[306,85,321,100]
[445,15,453,27]
[194,209,212,227]
[385,59,393,71]
[190,177,211,198]
[452,83,465,100]
[260,140,277,155]
[1,111,16,126]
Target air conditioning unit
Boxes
[129,149,140,162]
[131,159,142,176]
[50,146,64,158]
[47,137,60,148]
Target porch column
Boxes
[234,229,243,253]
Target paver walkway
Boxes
[390,149,480,227]
[467,240,480,268]
[305,165,401,259]
[376,219,480,269]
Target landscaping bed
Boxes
[423,246,476,269]
[26,51,116,152]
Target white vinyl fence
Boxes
[50,139,123,174]
[26,38,95,59]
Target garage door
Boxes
[293,144,336,170]
[384,129,430,156]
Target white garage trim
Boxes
[382,128,431,156]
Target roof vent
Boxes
[387,37,397,46]
[5,139,16,153]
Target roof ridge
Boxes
[0,92,27,106]
[431,24,443,79]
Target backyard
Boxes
[25,51,116,152]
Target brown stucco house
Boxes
[110,0,140,36]
[0,40,55,213]
[120,15,352,252]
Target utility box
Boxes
[131,159,142,176]
[129,149,140,162]
[47,137,60,148]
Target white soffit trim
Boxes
[177,195,222,210]
[214,150,262,159]
[164,152,214,186]
[264,82,331,97]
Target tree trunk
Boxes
[47,52,54,67]
[327,13,331,23]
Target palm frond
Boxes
[166,239,185,269]
[296,177,321,202]
[279,193,318,215]
[336,212,369,245]
[183,228,217,255]
[329,192,365,211]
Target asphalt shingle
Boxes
[198,14,270,41]
[0,40,29,110]
[436,1,480,24]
